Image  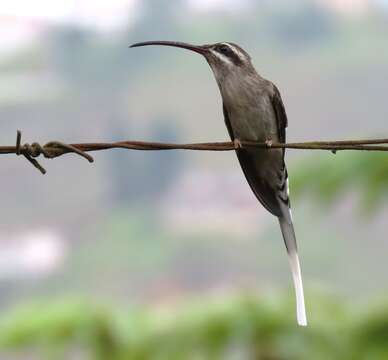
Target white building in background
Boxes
[315,0,383,16]
[0,229,66,280]
[335,0,369,14]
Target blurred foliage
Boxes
[291,152,388,214]
[1,294,388,359]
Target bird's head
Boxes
[130,41,255,83]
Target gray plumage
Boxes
[130,40,307,326]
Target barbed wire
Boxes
[3,130,388,175]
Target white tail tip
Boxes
[288,250,307,326]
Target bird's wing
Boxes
[271,84,287,147]
[270,83,291,210]
[222,103,235,140]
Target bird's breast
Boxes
[226,97,278,142]
[219,74,279,142]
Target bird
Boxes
[130,41,307,326]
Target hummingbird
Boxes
[130,41,307,326]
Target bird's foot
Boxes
[233,138,243,150]
[265,139,273,148]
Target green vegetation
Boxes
[291,152,388,214]
[1,294,387,359]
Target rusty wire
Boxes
[3,130,388,174]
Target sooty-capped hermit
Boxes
[129,40,307,326]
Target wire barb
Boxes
[13,131,94,175]
[15,131,47,174]
[43,141,94,162]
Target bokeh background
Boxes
[1,0,388,358]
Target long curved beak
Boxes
[129,41,208,56]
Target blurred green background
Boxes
[1,0,388,358]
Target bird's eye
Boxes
[218,45,230,54]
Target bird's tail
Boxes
[279,216,307,326]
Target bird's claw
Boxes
[234,138,243,149]
[265,139,273,148]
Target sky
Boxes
[0,0,137,29]
[2,0,388,26]
[0,0,241,27]
[0,0,137,52]
[0,0,387,53]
